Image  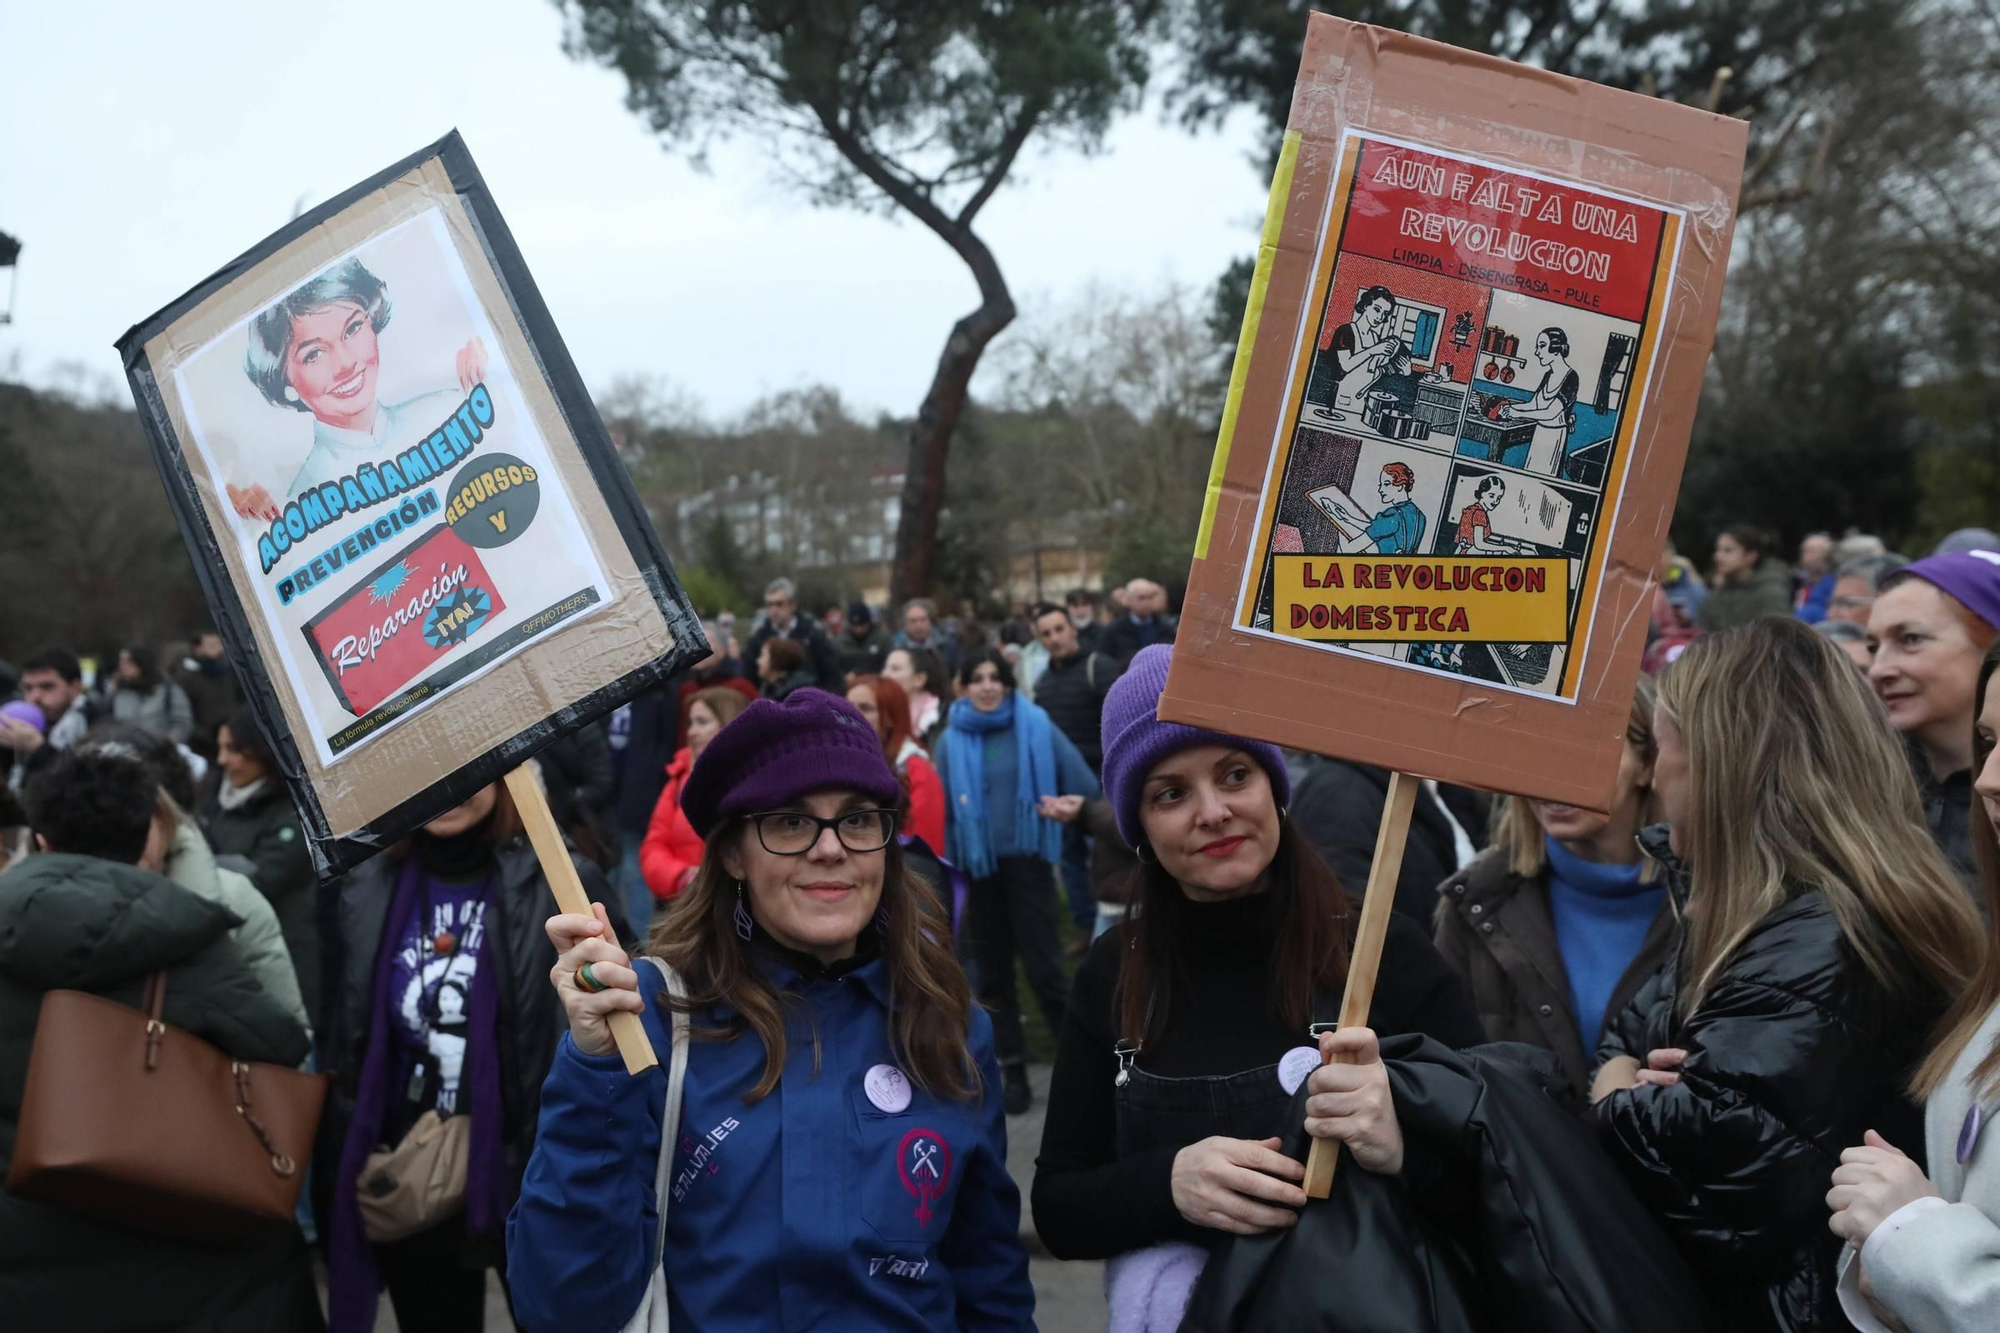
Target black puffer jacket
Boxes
[319,835,621,1227]
[1031,648,1119,771]
[1592,832,1941,1333]
[1182,1038,1705,1333]
[0,854,318,1330]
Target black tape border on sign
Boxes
[115,129,706,880]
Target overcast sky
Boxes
[1,1,1271,422]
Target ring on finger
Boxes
[576,961,605,994]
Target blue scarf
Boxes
[943,693,1062,879]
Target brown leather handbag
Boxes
[5,971,328,1247]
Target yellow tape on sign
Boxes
[1269,555,1571,643]
[1194,130,1301,561]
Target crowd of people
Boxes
[4,528,2000,1329]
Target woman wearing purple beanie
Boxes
[1031,645,1482,1319]
[506,688,1033,1333]
[1868,551,2000,888]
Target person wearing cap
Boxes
[835,600,892,680]
[1867,551,2000,889]
[1031,645,1482,1316]
[507,689,1034,1333]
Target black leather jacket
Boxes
[318,836,621,1224]
[1592,828,1939,1332]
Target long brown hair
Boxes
[1115,823,1352,1048]
[645,825,979,1103]
[1915,641,2000,1098]
[1656,617,1980,1025]
[1489,672,1663,881]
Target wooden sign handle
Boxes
[504,766,659,1076]
[1303,769,1419,1199]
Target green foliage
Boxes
[675,564,745,618]
[559,0,1159,213]
[1172,0,1910,156]
[0,383,209,663]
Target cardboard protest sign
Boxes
[1164,17,1747,810]
[118,131,704,878]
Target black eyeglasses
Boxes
[748,809,899,856]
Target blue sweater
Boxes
[506,953,1034,1332]
[934,725,1099,864]
[1544,835,1666,1050]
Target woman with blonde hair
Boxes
[1435,673,1673,1099]
[1828,641,2000,1331]
[508,689,1032,1331]
[1592,616,1982,1333]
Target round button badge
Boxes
[865,1063,912,1114]
[1277,1046,1322,1096]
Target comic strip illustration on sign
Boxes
[1240,132,1683,700]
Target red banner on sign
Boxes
[1335,139,1666,323]
[303,525,508,716]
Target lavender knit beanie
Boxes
[680,689,902,839]
[1099,645,1291,851]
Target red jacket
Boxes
[899,744,946,855]
[640,749,704,899]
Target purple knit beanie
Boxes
[680,689,902,839]
[1888,551,2000,634]
[1099,644,1291,851]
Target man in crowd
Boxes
[1065,588,1108,656]
[1826,550,1907,627]
[1,649,101,762]
[172,630,240,760]
[1030,602,1121,945]
[1101,577,1177,665]
[834,601,891,679]
[744,577,844,693]
[1792,531,1835,617]
[893,597,961,678]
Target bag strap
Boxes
[642,957,691,1276]
[143,971,167,1071]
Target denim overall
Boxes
[1111,989,1339,1159]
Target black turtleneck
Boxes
[748,921,884,983]
[415,820,502,881]
[1032,892,1482,1260]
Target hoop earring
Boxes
[733,881,754,942]
[1134,842,1158,866]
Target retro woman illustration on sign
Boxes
[1320,462,1428,555]
[1498,327,1579,475]
[224,257,487,521]
[1328,284,1413,417]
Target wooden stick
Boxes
[1303,769,1419,1199]
[504,766,659,1075]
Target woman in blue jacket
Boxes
[507,689,1034,1333]
[937,647,1099,1117]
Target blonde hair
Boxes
[1658,617,1980,1029]
[1914,642,2000,1098]
[1491,673,1663,880]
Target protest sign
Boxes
[118,132,705,884]
[1162,16,1746,812]
[1157,16,1746,1195]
